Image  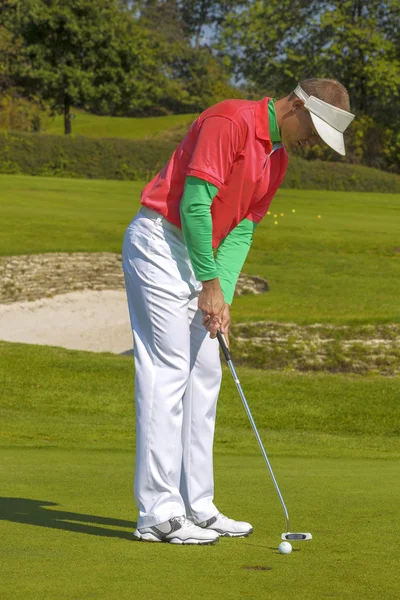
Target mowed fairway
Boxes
[39,109,197,138]
[1,173,399,323]
[1,343,400,600]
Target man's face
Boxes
[280,99,320,150]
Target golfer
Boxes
[122,78,354,545]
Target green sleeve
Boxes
[180,175,257,304]
[215,218,257,305]
[180,176,219,281]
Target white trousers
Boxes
[122,206,222,528]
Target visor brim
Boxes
[310,113,346,156]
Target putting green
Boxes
[1,449,399,600]
[1,342,400,599]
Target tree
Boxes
[178,0,242,49]
[0,26,16,92]
[122,0,242,114]
[221,0,400,172]
[221,0,321,96]
[4,0,240,125]
[136,0,184,43]
[11,0,170,133]
[312,0,400,171]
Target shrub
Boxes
[0,131,399,192]
[0,92,47,133]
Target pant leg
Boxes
[122,210,202,528]
[180,298,222,522]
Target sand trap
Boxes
[0,290,133,354]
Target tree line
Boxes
[0,0,399,173]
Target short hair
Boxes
[289,78,351,112]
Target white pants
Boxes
[122,206,222,528]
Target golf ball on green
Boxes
[278,542,292,554]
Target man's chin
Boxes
[284,139,302,154]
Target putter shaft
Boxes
[216,330,290,533]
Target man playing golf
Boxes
[122,78,354,545]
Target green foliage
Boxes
[1,0,240,128]
[317,1,400,114]
[166,45,244,113]
[178,0,241,48]
[281,156,400,193]
[132,1,242,114]
[0,89,47,132]
[221,0,319,95]
[0,0,398,172]
[1,130,399,192]
[0,24,19,92]
[0,131,175,180]
[10,0,175,132]
[222,0,400,173]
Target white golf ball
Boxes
[278,541,292,554]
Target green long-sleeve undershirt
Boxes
[216,216,258,305]
[180,176,257,305]
[179,99,281,305]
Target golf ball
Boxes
[278,542,292,554]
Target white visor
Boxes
[294,85,355,156]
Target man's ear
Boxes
[292,98,305,112]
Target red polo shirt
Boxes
[141,97,288,248]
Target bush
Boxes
[0,130,399,192]
[0,92,47,133]
[281,158,400,193]
[0,131,175,181]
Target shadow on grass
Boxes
[0,497,136,540]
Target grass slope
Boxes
[1,343,399,600]
[1,174,399,324]
[1,342,399,457]
[41,109,197,139]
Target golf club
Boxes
[216,330,312,542]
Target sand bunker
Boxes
[0,290,133,354]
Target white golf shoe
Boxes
[194,512,253,538]
[133,515,219,545]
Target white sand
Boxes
[0,290,133,354]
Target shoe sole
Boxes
[134,531,219,545]
[216,528,253,538]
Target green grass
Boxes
[1,164,399,598]
[1,174,399,324]
[41,109,197,138]
[1,342,399,600]
[1,342,400,457]
[0,175,136,255]
[2,449,399,600]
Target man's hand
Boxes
[219,303,230,348]
[198,278,225,339]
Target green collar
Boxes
[268,98,281,143]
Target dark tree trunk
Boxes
[64,98,71,135]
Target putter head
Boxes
[282,532,312,541]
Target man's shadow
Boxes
[0,498,137,541]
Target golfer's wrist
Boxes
[201,277,221,289]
